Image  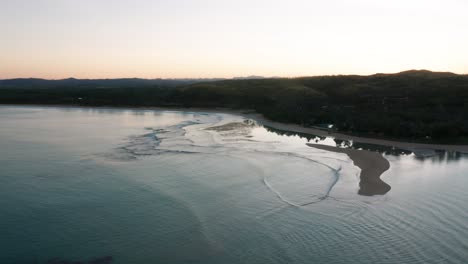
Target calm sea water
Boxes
[1,105,467,264]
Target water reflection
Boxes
[264,126,468,162]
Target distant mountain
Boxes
[0,78,224,88]
[232,75,266,80]
[1,70,464,89]
[373,70,458,78]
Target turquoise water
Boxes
[1,105,467,264]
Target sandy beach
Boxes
[308,144,391,196]
[244,112,468,153]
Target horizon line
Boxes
[1,69,467,81]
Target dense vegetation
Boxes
[1,70,468,143]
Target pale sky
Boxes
[1,0,467,79]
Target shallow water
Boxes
[1,105,467,264]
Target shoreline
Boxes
[308,144,391,196]
[241,113,468,153]
[2,103,468,152]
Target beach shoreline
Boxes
[242,112,468,152]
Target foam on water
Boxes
[101,114,356,207]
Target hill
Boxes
[0,77,223,88]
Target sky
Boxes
[1,0,467,79]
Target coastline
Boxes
[2,103,468,152]
[308,144,391,196]
[241,112,468,153]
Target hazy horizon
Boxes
[2,0,468,79]
[0,69,465,81]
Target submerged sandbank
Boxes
[308,144,391,196]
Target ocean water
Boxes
[0,105,467,264]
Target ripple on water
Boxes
[76,112,468,264]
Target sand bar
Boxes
[308,144,391,196]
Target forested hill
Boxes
[1,70,468,143]
[0,77,225,88]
